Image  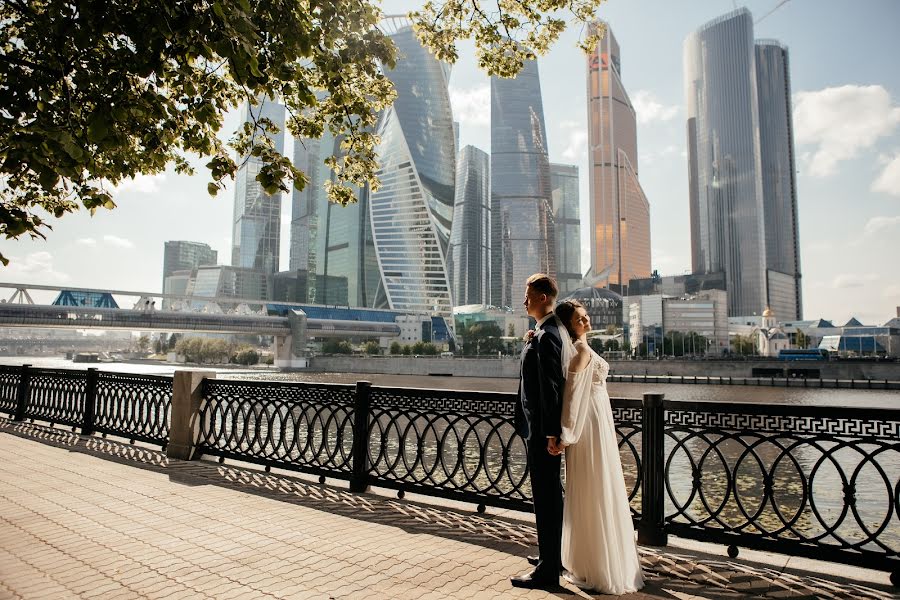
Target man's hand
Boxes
[547,436,561,456]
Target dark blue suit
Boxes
[515,316,564,576]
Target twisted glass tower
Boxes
[491,58,554,309]
[370,16,456,317]
[448,145,491,306]
[587,22,650,292]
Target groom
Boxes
[512,273,564,589]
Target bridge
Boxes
[0,282,421,368]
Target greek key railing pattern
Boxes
[24,368,86,428]
[94,373,172,445]
[197,380,356,477]
[613,401,643,516]
[663,401,900,568]
[0,366,20,415]
[367,387,530,509]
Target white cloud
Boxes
[872,153,900,197]
[449,85,489,126]
[561,130,588,162]
[793,85,900,177]
[75,238,97,246]
[2,251,70,283]
[632,91,679,125]
[832,273,878,289]
[864,215,900,235]
[113,173,166,194]
[103,235,134,249]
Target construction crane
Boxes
[756,0,793,24]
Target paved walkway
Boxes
[0,419,896,600]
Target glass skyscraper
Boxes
[162,241,217,290]
[367,16,456,318]
[231,97,285,280]
[685,9,801,319]
[756,40,802,320]
[550,163,582,296]
[448,145,491,306]
[491,58,554,309]
[587,22,650,293]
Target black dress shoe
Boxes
[510,568,559,589]
[527,554,540,566]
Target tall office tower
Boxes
[491,58,554,309]
[755,40,802,320]
[685,8,801,318]
[231,97,286,284]
[586,22,651,294]
[550,163,582,296]
[369,16,456,317]
[448,146,491,306]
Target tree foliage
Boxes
[460,321,503,355]
[0,0,606,265]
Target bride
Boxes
[552,299,645,594]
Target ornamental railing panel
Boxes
[94,372,172,445]
[662,401,900,571]
[197,379,356,478]
[364,386,643,513]
[0,365,21,415]
[24,368,87,428]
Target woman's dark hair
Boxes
[554,299,584,338]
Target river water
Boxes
[4,356,896,408]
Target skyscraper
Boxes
[231,97,285,280]
[685,9,801,318]
[368,16,456,317]
[162,241,217,291]
[448,146,491,306]
[586,22,651,293]
[550,163,582,296]
[491,58,554,309]
[755,40,802,320]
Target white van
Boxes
[440,351,454,358]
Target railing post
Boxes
[13,364,31,422]
[81,368,99,435]
[349,381,372,493]
[638,392,668,546]
[167,370,212,460]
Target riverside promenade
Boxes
[1,420,896,600]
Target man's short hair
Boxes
[525,273,559,299]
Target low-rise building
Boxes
[624,289,728,356]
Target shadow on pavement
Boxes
[2,418,895,600]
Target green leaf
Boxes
[207,182,219,196]
[87,116,109,143]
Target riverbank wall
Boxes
[305,356,900,386]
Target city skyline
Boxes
[2,0,898,325]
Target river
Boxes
[2,356,896,408]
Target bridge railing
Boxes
[1,365,898,583]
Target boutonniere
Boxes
[524,329,536,342]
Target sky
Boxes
[1,0,898,325]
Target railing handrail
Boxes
[663,398,900,421]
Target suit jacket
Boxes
[515,317,564,441]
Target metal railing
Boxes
[2,364,897,581]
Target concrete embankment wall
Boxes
[305,356,900,382]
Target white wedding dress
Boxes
[560,342,644,594]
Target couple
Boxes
[512,273,645,594]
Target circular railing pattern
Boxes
[94,372,172,445]
[367,388,529,508]
[0,365,21,415]
[664,407,900,562]
[198,380,356,476]
[24,368,87,427]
